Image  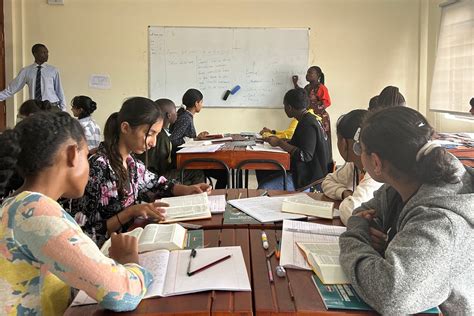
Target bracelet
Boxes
[116,213,124,228]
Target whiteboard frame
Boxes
[148,26,310,109]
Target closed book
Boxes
[311,274,441,314]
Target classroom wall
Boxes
[4,0,469,164]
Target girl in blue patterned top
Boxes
[70,97,211,247]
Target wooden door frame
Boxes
[0,0,6,131]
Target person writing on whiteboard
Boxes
[321,109,382,226]
[259,88,332,191]
[0,44,66,111]
[339,107,473,314]
[292,66,331,143]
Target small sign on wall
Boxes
[89,74,112,90]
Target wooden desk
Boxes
[64,229,252,316]
[250,229,377,316]
[176,137,290,171]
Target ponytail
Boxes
[319,72,325,85]
[361,107,458,185]
[0,130,21,195]
[103,112,128,196]
[309,66,325,85]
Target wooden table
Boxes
[176,136,290,188]
[64,229,253,316]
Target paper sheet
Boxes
[246,142,286,153]
[280,220,346,270]
[177,144,224,153]
[228,195,307,223]
[208,195,226,214]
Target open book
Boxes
[159,192,212,223]
[71,246,251,306]
[282,194,334,219]
[280,220,346,270]
[297,242,349,284]
[100,223,187,256]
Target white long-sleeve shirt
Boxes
[322,162,382,225]
[0,63,66,110]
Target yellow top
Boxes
[262,109,321,139]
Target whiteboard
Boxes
[149,26,309,108]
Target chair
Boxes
[236,159,288,190]
[179,158,231,189]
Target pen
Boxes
[186,249,197,276]
[275,240,281,259]
[266,249,275,258]
[266,258,274,283]
[260,190,268,196]
[187,254,232,276]
[261,231,269,249]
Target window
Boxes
[430,0,473,116]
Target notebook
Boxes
[71,246,251,306]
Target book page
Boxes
[162,246,251,296]
[70,250,170,306]
[160,193,211,222]
[140,249,171,298]
[228,195,307,223]
[208,195,226,214]
[139,224,173,245]
[299,242,341,265]
[100,227,143,257]
[280,220,346,270]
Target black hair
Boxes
[336,109,368,139]
[31,43,46,55]
[0,112,85,195]
[372,86,406,110]
[368,95,379,111]
[308,66,325,85]
[103,97,163,195]
[360,106,458,185]
[155,98,176,111]
[18,99,52,117]
[470,97,474,107]
[178,88,203,115]
[72,95,97,119]
[283,88,308,110]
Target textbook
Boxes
[312,275,440,314]
[282,194,334,219]
[101,223,187,256]
[280,220,346,270]
[159,192,212,223]
[71,246,252,306]
[297,241,349,284]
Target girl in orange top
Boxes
[293,66,332,144]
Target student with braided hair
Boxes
[0,112,152,314]
[339,106,474,314]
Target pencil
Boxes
[266,258,274,283]
[187,254,232,276]
[288,280,295,300]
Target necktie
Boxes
[35,66,42,100]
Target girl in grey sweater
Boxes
[339,106,473,315]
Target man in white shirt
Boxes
[0,43,66,111]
